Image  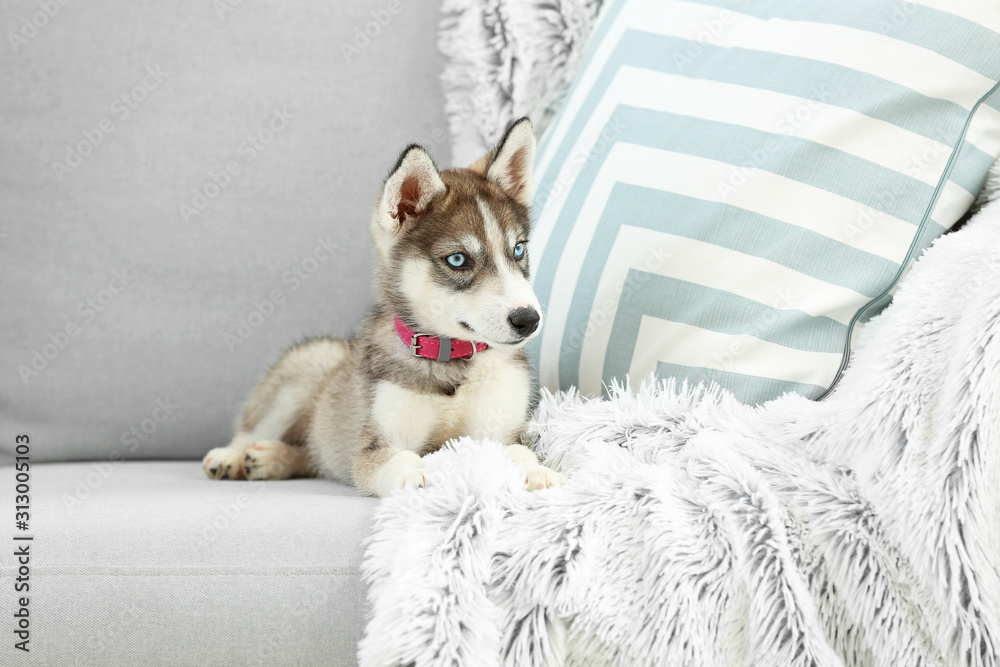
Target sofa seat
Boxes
[0,461,377,666]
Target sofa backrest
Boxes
[1,0,448,463]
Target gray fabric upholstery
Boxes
[2,2,446,661]
[0,461,377,666]
[0,0,448,463]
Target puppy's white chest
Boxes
[371,355,530,451]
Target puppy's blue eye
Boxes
[446,253,467,268]
[513,242,525,259]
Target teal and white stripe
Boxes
[530,0,1000,402]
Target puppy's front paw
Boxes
[525,464,566,491]
[394,467,428,491]
[375,450,428,497]
[203,447,246,480]
[243,440,297,481]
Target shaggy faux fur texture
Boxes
[438,0,604,166]
[359,200,1000,666]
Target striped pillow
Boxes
[530,0,1000,403]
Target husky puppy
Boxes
[202,118,565,497]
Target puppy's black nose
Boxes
[508,307,540,338]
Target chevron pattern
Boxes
[530,0,1000,402]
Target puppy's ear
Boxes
[484,117,535,207]
[379,145,446,232]
[467,150,491,176]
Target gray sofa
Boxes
[1,1,448,664]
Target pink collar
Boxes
[394,315,488,361]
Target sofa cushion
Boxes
[528,0,1000,403]
[0,461,376,666]
[0,0,447,463]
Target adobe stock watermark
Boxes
[565,244,674,354]
[670,0,753,74]
[842,131,951,242]
[50,64,169,182]
[179,107,293,223]
[120,397,183,452]
[198,481,268,547]
[877,0,927,36]
[18,265,137,385]
[713,285,802,372]
[538,117,627,208]
[7,0,71,53]
[61,397,182,512]
[340,0,416,63]
[246,588,330,667]
[88,601,145,655]
[222,235,339,351]
[433,69,499,157]
[717,83,833,202]
[957,250,1000,304]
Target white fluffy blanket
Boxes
[358,201,1000,666]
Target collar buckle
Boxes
[409,332,431,357]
